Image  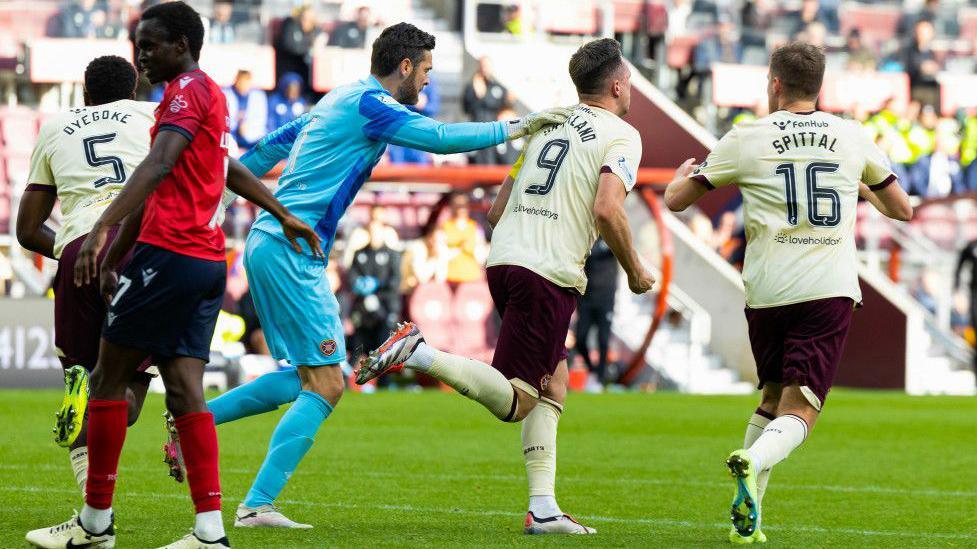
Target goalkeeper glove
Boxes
[505,106,574,140]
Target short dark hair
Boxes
[84,55,137,105]
[769,42,825,101]
[569,38,624,95]
[370,22,435,77]
[140,1,205,61]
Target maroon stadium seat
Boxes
[612,0,643,34]
[0,107,39,153]
[839,4,901,48]
[3,151,31,185]
[409,282,454,350]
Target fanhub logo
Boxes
[774,232,841,246]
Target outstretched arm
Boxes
[239,113,312,176]
[360,92,570,155]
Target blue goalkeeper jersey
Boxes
[241,75,508,256]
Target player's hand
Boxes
[280,214,325,260]
[74,225,108,287]
[628,268,655,295]
[673,157,698,181]
[99,268,118,305]
[506,106,574,140]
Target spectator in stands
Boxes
[575,238,619,388]
[53,0,123,39]
[844,30,876,72]
[503,4,523,35]
[961,108,977,186]
[954,246,977,380]
[209,0,237,44]
[912,269,943,316]
[900,19,941,107]
[348,215,402,371]
[463,57,508,164]
[400,227,449,296]
[786,0,835,38]
[267,72,309,132]
[898,0,959,39]
[224,69,269,149]
[328,5,376,49]
[440,194,487,285]
[910,120,967,197]
[388,76,441,164]
[344,206,401,267]
[274,4,322,93]
[691,19,741,104]
[796,21,827,48]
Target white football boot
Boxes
[26,512,115,548]
[523,512,597,535]
[234,503,312,529]
[156,532,230,548]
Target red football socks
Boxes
[175,411,222,513]
[85,400,128,510]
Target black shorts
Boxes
[102,243,226,362]
[487,265,577,398]
[745,297,855,410]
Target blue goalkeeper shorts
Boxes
[243,228,346,367]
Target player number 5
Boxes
[82,133,127,188]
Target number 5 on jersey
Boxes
[83,133,126,188]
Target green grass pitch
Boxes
[0,389,974,548]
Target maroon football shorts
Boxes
[745,296,855,409]
[53,227,151,375]
[487,265,577,398]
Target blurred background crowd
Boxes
[0,0,975,393]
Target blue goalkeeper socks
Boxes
[207,368,302,425]
[244,391,333,508]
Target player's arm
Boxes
[74,130,190,286]
[666,128,741,212]
[488,176,515,229]
[15,188,57,259]
[488,150,524,229]
[361,92,570,155]
[859,130,913,223]
[663,158,707,212]
[99,204,144,303]
[858,181,913,222]
[238,112,311,176]
[593,172,654,294]
[20,127,58,259]
[226,158,324,258]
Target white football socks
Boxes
[747,414,808,472]
[743,412,772,502]
[80,504,112,534]
[69,446,88,497]
[523,401,562,518]
[407,343,515,421]
[405,342,435,371]
[194,510,225,542]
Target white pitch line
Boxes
[4,485,976,542]
[2,462,975,499]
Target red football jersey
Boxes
[138,69,229,261]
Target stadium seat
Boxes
[0,107,39,153]
[959,8,977,41]
[612,0,643,34]
[541,0,598,35]
[839,4,901,48]
[451,282,493,360]
[409,282,454,350]
[3,150,30,185]
[666,36,699,69]
[914,205,957,247]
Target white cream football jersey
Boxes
[691,110,895,308]
[487,104,642,294]
[27,100,155,258]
